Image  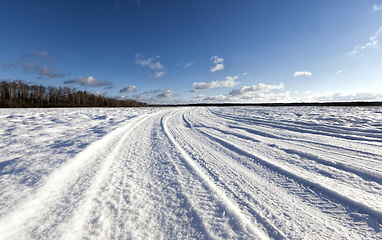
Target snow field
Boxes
[0,106,381,239]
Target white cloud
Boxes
[40,65,55,75]
[361,36,378,49]
[348,28,380,56]
[228,83,284,96]
[190,76,238,92]
[177,62,194,67]
[377,26,382,35]
[204,94,229,101]
[64,76,113,87]
[130,88,177,103]
[203,91,293,103]
[89,91,106,96]
[1,49,66,78]
[152,71,166,78]
[210,63,224,72]
[337,69,346,74]
[192,94,206,99]
[373,5,382,11]
[22,63,66,78]
[31,50,55,61]
[155,90,174,98]
[210,56,224,72]
[302,90,382,102]
[293,71,312,77]
[143,88,165,94]
[135,54,164,70]
[22,62,38,72]
[200,89,382,104]
[119,85,137,93]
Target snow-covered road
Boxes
[0,107,381,239]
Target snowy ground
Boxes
[0,106,381,240]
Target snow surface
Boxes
[0,106,381,239]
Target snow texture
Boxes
[0,106,382,239]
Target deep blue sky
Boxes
[1,0,382,104]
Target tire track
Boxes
[178,108,381,239]
[162,111,269,240]
[209,108,382,144]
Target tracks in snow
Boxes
[0,107,381,239]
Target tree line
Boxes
[0,80,147,108]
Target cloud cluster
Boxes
[204,91,292,103]
[156,90,174,98]
[197,83,287,103]
[125,88,178,104]
[135,54,163,70]
[373,5,382,11]
[0,49,67,79]
[377,26,382,35]
[293,71,312,77]
[177,62,194,67]
[302,90,382,102]
[229,83,284,96]
[64,76,113,88]
[31,50,55,61]
[200,88,382,104]
[152,71,166,78]
[190,76,238,92]
[347,26,381,56]
[89,91,106,96]
[135,54,166,78]
[119,85,137,93]
[210,56,224,72]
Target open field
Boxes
[0,106,382,239]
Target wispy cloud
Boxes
[0,61,19,70]
[302,90,382,102]
[348,37,378,55]
[293,71,312,77]
[135,54,164,70]
[22,62,66,79]
[119,85,137,93]
[177,61,194,67]
[361,36,378,49]
[1,49,67,79]
[373,4,382,11]
[130,88,177,103]
[203,91,292,103]
[143,88,165,95]
[152,71,166,78]
[228,83,284,96]
[190,76,238,92]
[156,90,174,98]
[64,76,113,87]
[30,50,55,61]
[337,69,346,74]
[38,66,66,78]
[192,94,206,99]
[377,26,382,35]
[347,26,380,56]
[210,56,224,72]
[89,91,106,96]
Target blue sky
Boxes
[1,0,382,104]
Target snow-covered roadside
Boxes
[0,108,158,218]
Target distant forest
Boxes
[0,80,147,108]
